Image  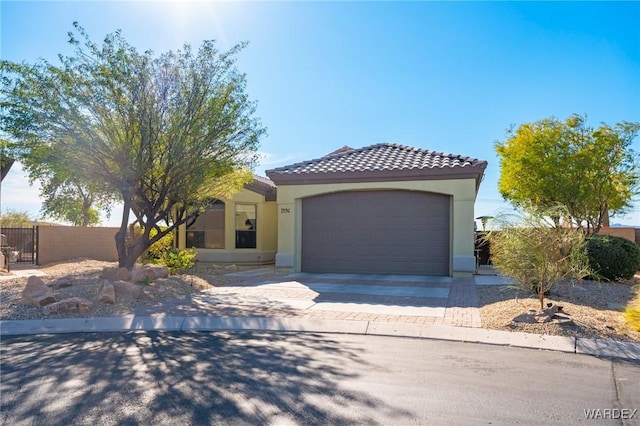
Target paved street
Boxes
[2,331,638,425]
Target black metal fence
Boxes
[1,226,38,267]
[475,231,491,266]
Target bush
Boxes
[586,235,640,281]
[484,206,591,310]
[141,227,195,274]
[144,228,174,263]
[160,248,197,275]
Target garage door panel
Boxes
[302,190,450,275]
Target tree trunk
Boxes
[81,197,91,227]
[121,237,151,270]
[116,196,132,269]
[539,286,545,311]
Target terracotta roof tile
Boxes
[267,143,484,176]
[252,174,276,188]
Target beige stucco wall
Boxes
[178,187,278,264]
[274,179,478,276]
[598,227,637,244]
[38,226,119,265]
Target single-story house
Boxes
[178,143,487,277]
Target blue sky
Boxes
[1,1,639,227]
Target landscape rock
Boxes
[150,265,170,279]
[49,277,75,289]
[550,313,574,325]
[21,276,57,307]
[512,304,570,324]
[224,264,238,272]
[113,280,143,299]
[100,267,132,281]
[97,280,116,304]
[43,297,93,316]
[131,267,157,283]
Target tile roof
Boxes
[266,143,486,178]
[245,174,277,201]
[252,174,276,188]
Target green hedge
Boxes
[586,235,640,281]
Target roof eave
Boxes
[245,178,277,201]
[266,165,487,187]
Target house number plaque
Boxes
[280,208,291,214]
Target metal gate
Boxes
[475,231,491,266]
[1,226,38,268]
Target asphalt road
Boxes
[1,331,638,425]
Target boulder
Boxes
[113,280,143,299]
[512,303,571,324]
[131,267,157,283]
[21,276,56,307]
[97,280,116,304]
[43,297,93,316]
[100,267,131,281]
[224,264,238,272]
[49,277,75,289]
[150,265,170,279]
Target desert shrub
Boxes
[586,235,640,281]
[483,206,591,310]
[160,248,197,274]
[144,227,174,263]
[140,227,195,274]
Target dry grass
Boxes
[625,285,640,332]
[478,274,640,343]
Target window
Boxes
[186,200,225,248]
[235,204,256,249]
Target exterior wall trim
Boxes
[267,166,485,187]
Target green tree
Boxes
[39,176,106,227]
[1,23,264,269]
[484,206,591,310]
[0,209,33,227]
[495,114,639,234]
[23,143,115,226]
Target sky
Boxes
[1,0,639,228]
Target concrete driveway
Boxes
[134,271,482,328]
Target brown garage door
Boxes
[301,190,450,275]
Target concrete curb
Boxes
[366,322,577,353]
[1,316,638,361]
[182,316,369,334]
[575,337,640,361]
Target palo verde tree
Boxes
[495,114,639,234]
[0,23,265,269]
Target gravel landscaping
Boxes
[0,259,282,321]
[478,276,640,343]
